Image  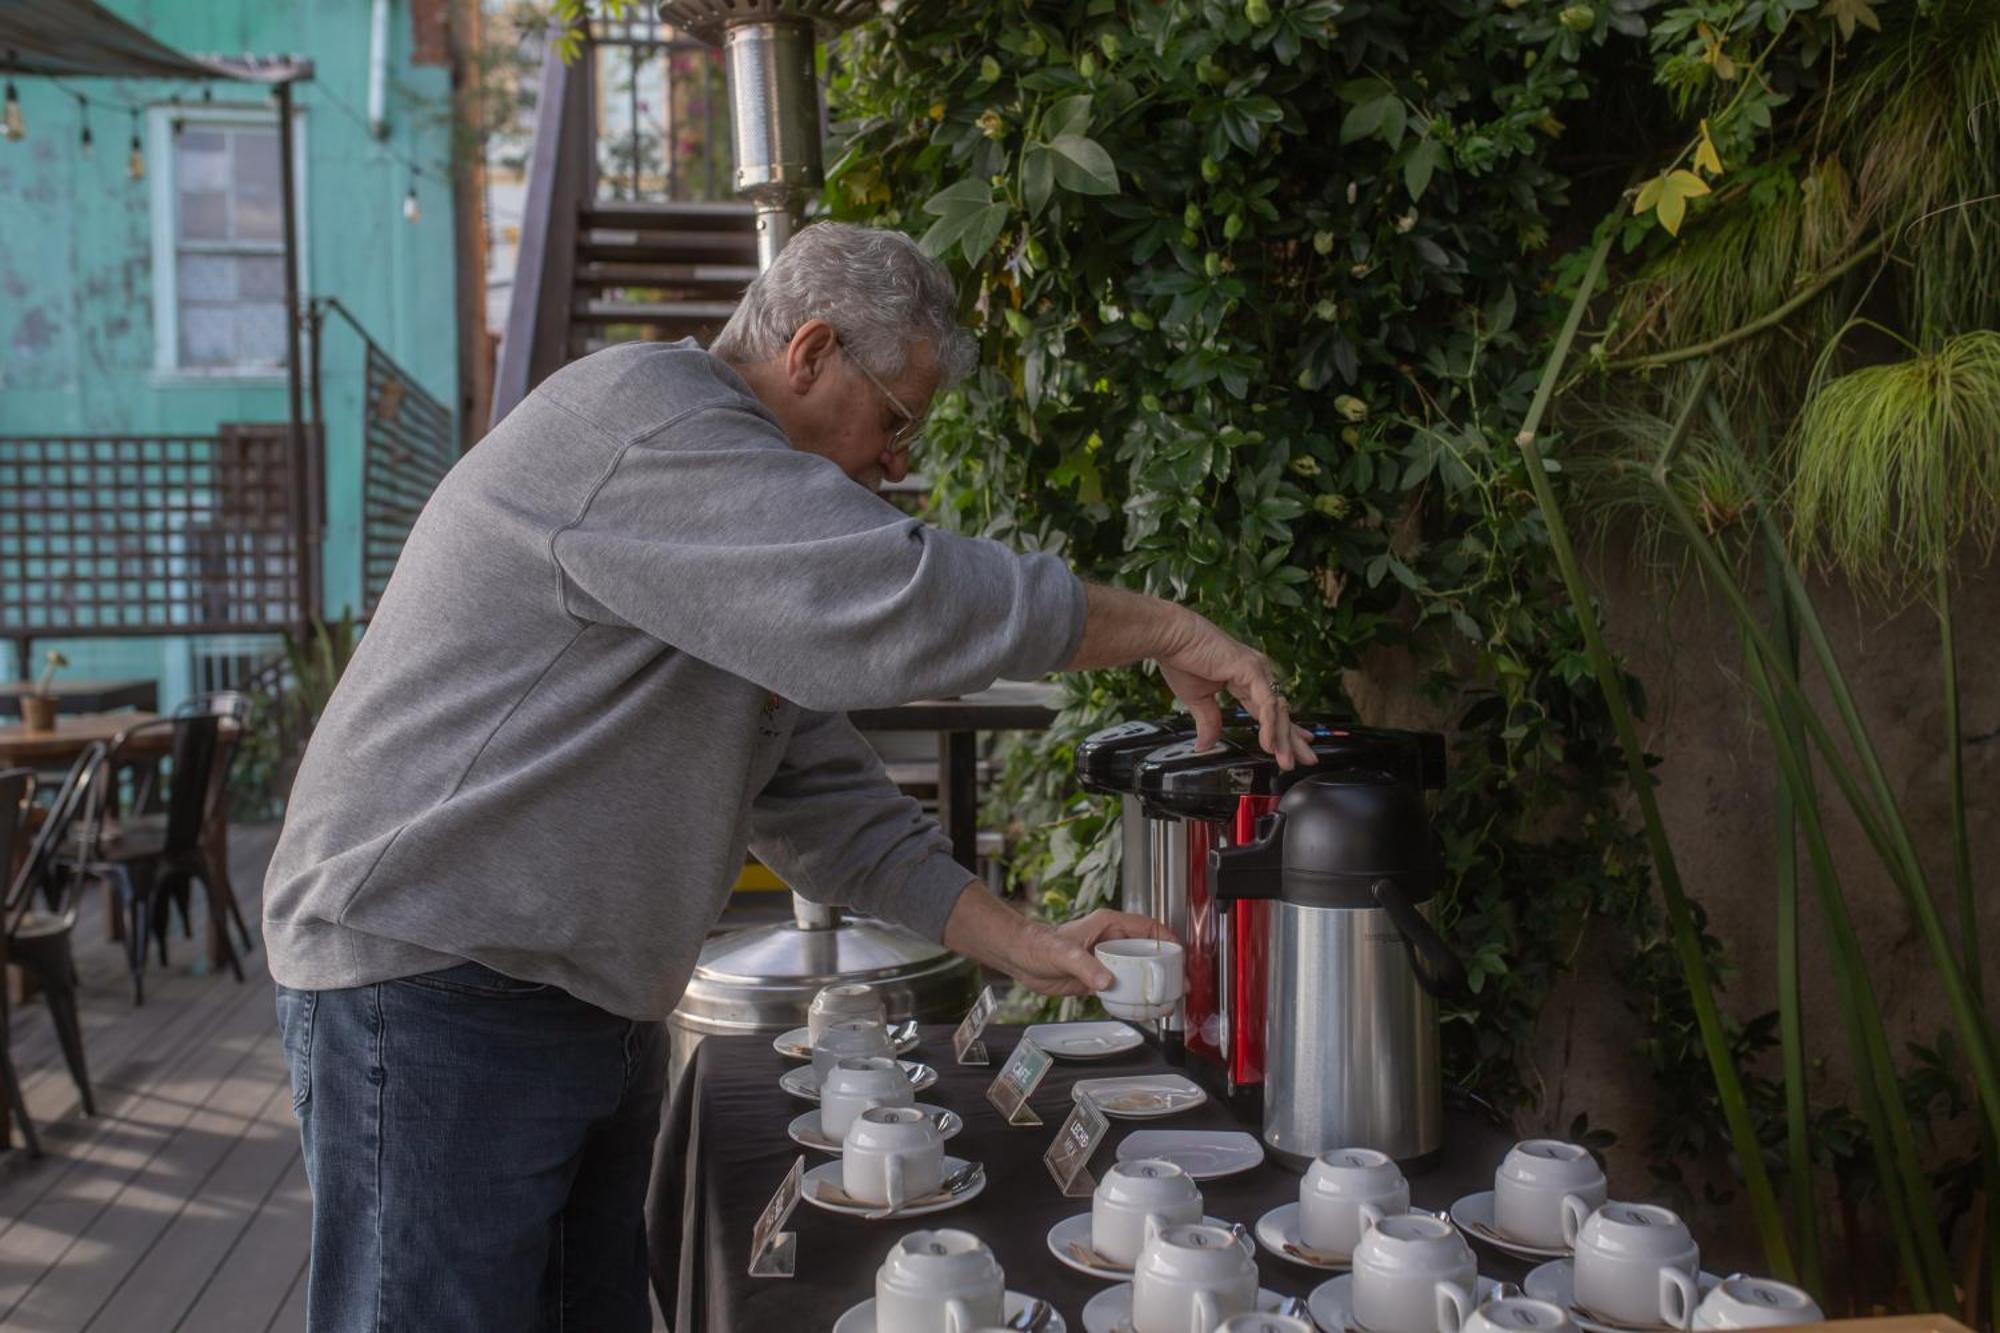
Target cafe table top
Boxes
[0,710,242,766]
[650,1022,1524,1332]
[0,677,158,716]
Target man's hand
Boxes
[1155,609,1317,767]
[1066,584,1317,770]
[942,888,1177,998]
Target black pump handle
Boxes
[1208,811,1286,902]
[1371,877,1467,999]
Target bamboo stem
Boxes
[1514,256,1797,1277]
[1763,550,1824,1300]
[1649,464,2000,1146]
[1745,639,1956,1313]
[1605,236,1886,373]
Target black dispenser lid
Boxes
[1209,770,1438,907]
[1075,718,1194,796]
[1132,720,1447,819]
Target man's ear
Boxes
[783,319,839,396]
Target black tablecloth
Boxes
[650,1023,1526,1332]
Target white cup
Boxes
[1301,1146,1410,1257]
[1096,939,1186,1021]
[812,1018,894,1082]
[820,1055,915,1141]
[1216,1316,1315,1333]
[1461,1297,1576,1333]
[1131,1221,1259,1333]
[810,982,888,1043]
[1091,1157,1205,1267]
[874,1227,1006,1333]
[842,1105,944,1211]
[1563,1202,1700,1330]
[1687,1276,1822,1330]
[1494,1140,1608,1250]
[1351,1212,1480,1333]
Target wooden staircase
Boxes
[569,200,759,357]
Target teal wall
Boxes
[0,0,458,693]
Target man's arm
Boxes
[941,884,1173,996]
[1070,583,1318,770]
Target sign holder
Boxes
[747,1156,804,1278]
[952,985,999,1065]
[985,1035,1054,1127]
[1043,1091,1110,1197]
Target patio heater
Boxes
[656,0,979,1078]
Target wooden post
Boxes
[276,79,314,635]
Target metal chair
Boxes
[4,748,107,1151]
[135,693,255,958]
[0,766,40,1155]
[66,716,240,1004]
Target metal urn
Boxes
[658,0,979,1073]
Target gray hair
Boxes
[709,222,978,387]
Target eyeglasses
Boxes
[836,339,925,454]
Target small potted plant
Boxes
[20,650,67,733]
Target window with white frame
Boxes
[151,109,301,374]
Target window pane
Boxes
[235,303,288,367]
[177,128,229,189]
[232,128,282,242]
[178,253,238,301]
[237,255,285,300]
[180,305,236,366]
[179,190,229,241]
[233,187,281,242]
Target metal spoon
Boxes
[862,1160,982,1219]
[1007,1297,1053,1331]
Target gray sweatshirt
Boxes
[261,341,1087,1020]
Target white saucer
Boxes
[1523,1259,1722,1333]
[801,1154,985,1219]
[1045,1211,1251,1281]
[780,1061,937,1101]
[1254,1201,1349,1270]
[1450,1190,1570,1260]
[787,1104,962,1153]
[1025,1020,1145,1060]
[832,1290,1068,1333]
[773,1024,920,1061]
[1308,1272,1504,1333]
[1071,1073,1207,1120]
[1081,1282,1289,1333]
[1116,1129,1264,1179]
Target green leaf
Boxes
[960,203,1009,264]
[922,178,996,215]
[1047,135,1120,195]
[1341,93,1405,146]
[1820,0,1880,39]
[1403,138,1445,201]
[1023,146,1055,219]
[1043,93,1094,141]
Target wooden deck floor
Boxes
[0,824,309,1333]
[0,824,685,1333]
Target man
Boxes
[263,222,1313,1330]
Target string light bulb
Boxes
[3,81,22,141]
[402,175,420,224]
[76,94,91,156]
[127,108,144,181]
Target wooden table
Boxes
[0,678,157,718]
[848,682,1061,870]
[0,711,241,966]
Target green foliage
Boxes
[1790,331,2000,587]
[824,0,1664,1118]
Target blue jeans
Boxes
[276,962,669,1332]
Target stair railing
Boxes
[492,39,595,426]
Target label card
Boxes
[952,985,999,1065]
[747,1155,804,1278]
[1043,1090,1110,1196]
[985,1035,1053,1127]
